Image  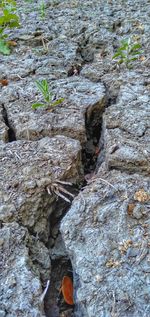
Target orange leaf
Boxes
[127,203,135,216]
[60,276,74,305]
[95,146,100,156]
[0,79,8,86]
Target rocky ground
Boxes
[0,0,150,316]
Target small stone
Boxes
[134,189,149,203]
[51,226,59,238]
[24,180,37,190]
[95,275,103,283]
[0,310,6,317]
[133,204,144,219]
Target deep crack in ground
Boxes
[2,105,16,142]
[0,0,150,316]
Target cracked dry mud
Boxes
[0,0,150,317]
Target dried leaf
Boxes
[139,56,146,61]
[95,146,100,156]
[127,203,135,215]
[0,79,8,86]
[106,259,121,268]
[60,276,74,305]
[7,40,17,47]
[119,240,133,254]
[134,189,149,202]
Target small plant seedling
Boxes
[0,0,20,55]
[32,79,64,109]
[39,0,46,19]
[112,38,143,68]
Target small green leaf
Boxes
[113,52,126,59]
[35,79,52,103]
[36,79,47,94]
[0,40,10,55]
[45,94,51,103]
[32,103,45,109]
[112,52,122,59]
[0,0,20,56]
[35,80,44,91]
[0,33,8,39]
[112,37,143,69]
[9,20,20,28]
[51,98,65,106]
[118,59,124,64]
[128,57,138,62]
[0,28,4,35]
[118,45,128,51]
[36,81,46,98]
[0,17,5,25]
[119,40,129,50]
[130,43,141,51]
[42,79,49,89]
[121,38,130,47]
[33,79,64,109]
[129,50,143,56]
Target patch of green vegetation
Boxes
[24,0,33,3]
[112,38,143,68]
[0,0,20,55]
[32,79,64,109]
[39,0,46,19]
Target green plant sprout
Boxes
[39,0,46,19]
[0,0,20,55]
[32,79,65,109]
[112,38,143,68]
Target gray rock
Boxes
[0,222,46,317]
[61,170,150,317]
[50,234,68,260]
[1,0,150,316]
[0,134,82,315]
[100,84,150,175]
[0,311,6,317]
[0,135,83,240]
[0,77,106,145]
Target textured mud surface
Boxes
[0,0,150,316]
[61,169,150,317]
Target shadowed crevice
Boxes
[2,105,16,142]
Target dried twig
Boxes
[56,180,72,186]
[111,290,116,317]
[55,185,74,198]
[52,187,71,203]
[40,280,50,302]
[88,176,116,190]
[46,180,74,203]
